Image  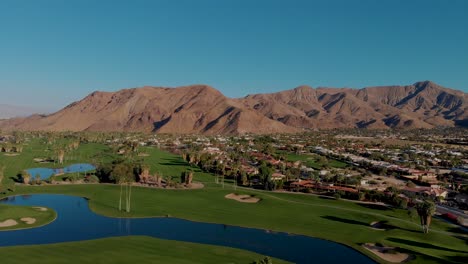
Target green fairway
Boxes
[0,204,56,231]
[0,236,290,264]
[3,184,467,264]
[0,138,116,185]
[1,141,467,263]
[285,153,347,169]
[138,146,215,183]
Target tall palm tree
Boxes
[415,200,436,234]
[119,183,123,211]
[0,165,4,192]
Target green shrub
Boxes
[86,175,100,183]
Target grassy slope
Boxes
[7,184,468,263]
[285,153,347,169]
[0,204,56,231]
[0,138,115,185]
[1,140,467,263]
[0,236,290,264]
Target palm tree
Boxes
[415,200,436,234]
[0,165,4,193]
[112,163,134,212]
[119,183,123,211]
[57,149,65,164]
[22,170,31,185]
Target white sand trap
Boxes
[20,217,36,225]
[0,219,18,227]
[363,243,410,263]
[33,207,48,211]
[4,153,19,156]
[225,193,260,203]
[138,153,150,157]
[370,221,387,231]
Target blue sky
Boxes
[0,0,467,109]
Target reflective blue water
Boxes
[27,163,96,180]
[0,195,374,264]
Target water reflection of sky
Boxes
[0,194,375,264]
[26,163,95,180]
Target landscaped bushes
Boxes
[85,175,100,183]
[95,160,141,183]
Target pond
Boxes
[0,194,375,264]
[27,163,96,180]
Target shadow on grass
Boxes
[446,226,468,235]
[159,157,191,167]
[357,203,393,211]
[322,216,423,234]
[321,216,369,226]
[387,237,468,253]
[455,235,468,245]
[159,161,190,167]
[318,196,335,200]
[447,255,468,263]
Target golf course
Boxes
[1,139,467,263]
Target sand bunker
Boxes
[138,153,150,157]
[20,217,36,225]
[363,243,411,263]
[370,221,388,231]
[0,219,18,227]
[33,158,51,163]
[33,207,48,211]
[225,193,260,203]
[4,153,19,156]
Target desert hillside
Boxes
[0,81,466,134]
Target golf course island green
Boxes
[0,138,467,264]
[0,204,56,231]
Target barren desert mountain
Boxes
[0,81,466,134]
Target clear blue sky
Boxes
[0,0,467,109]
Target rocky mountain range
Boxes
[0,81,466,134]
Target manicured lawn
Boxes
[285,153,347,169]
[1,143,467,263]
[3,184,467,264]
[0,236,290,264]
[138,146,215,183]
[0,138,116,185]
[0,204,56,231]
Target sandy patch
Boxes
[0,219,18,227]
[187,182,204,189]
[4,153,19,156]
[33,207,48,211]
[138,153,150,157]
[33,158,51,163]
[20,217,36,225]
[225,193,260,203]
[363,243,411,263]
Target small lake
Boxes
[0,194,374,264]
[27,163,96,180]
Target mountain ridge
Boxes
[0,81,466,134]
